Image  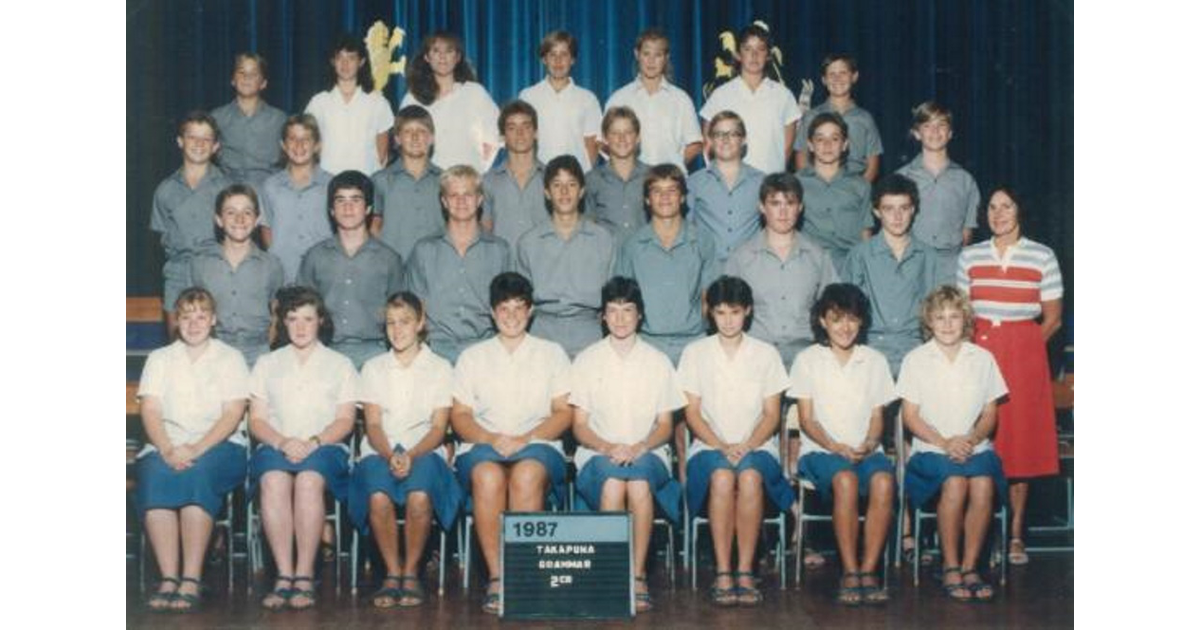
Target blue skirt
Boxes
[686,450,796,516]
[454,443,567,509]
[136,441,247,519]
[248,444,350,501]
[905,450,1008,510]
[575,454,682,524]
[798,452,895,503]
[347,453,465,535]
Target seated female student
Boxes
[248,286,358,611]
[790,283,896,605]
[349,291,464,608]
[570,276,685,613]
[677,275,793,607]
[896,285,1008,602]
[136,287,250,612]
[450,272,572,614]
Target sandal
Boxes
[261,575,293,611]
[708,571,738,607]
[634,575,653,612]
[962,570,995,602]
[397,575,426,607]
[858,572,889,605]
[802,547,827,569]
[734,572,763,607]
[371,575,403,609]
[481,577,501,615]
[941,567,972,602]
[836,573,862,606]
[288,576,317,610]
[146,576,179,612]
[170,576,203,613]
[1008,538,1030,566]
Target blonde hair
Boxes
[920,285,975,340]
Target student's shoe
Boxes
[146,577,179,612]
[1008,539,1030,565]
[962,570,995,602]
[170,577,203,613]
[940,567,972,602]
[708,572,738,607]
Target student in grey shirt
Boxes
[585,107,651,245]
[211,53,287,187]
[687,110,765,266]
[371,105,444,260]
[795,112,873,275]
[189,184,284,366]
[297,171,404,369]
[724,174,838,369]
[260,114,333,283]
[482,100,547,249]
[405,165,513,363]
[517,155,615,358]
[613,164,718,365]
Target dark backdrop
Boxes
[127,0,1072,333]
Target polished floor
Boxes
[127,538,1073,629]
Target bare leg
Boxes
[831,470,861,574]
[508,460,549,512]
[1009,480,1030,563]
[144,508,181,608]
[627,480,655,612]
[707,470,736,575]
[861,472,894,573]
[402,492,433,576]
[471,462,508,580]
[368,492,401,576]
[937,476,967,570]
[259,472,296,580]
[734,469,764,575]
[961,476,995,573]
[171,506,214,608]
[291,471,327,607]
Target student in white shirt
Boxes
[303,34,394,175]
[519,30,603,170]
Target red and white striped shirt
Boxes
[956,237,1063,323]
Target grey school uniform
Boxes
[482,161,547,249]
[297,237,404,368]
[687,162,765,266]
[795,166,873,274]
[403,232,512,363]
[210,100,287,187]
[613,221,718,364]
[895,156,981,285]
[585,160,650,245]
[150,166,233,305]
[724,230,839,368]
[260,168,333,283]
[794,102,883,177]
[515,220,615,358]
[372,161,444,261]
[188,244,285,366]
[842,234,939,376]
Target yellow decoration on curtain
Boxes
[365,20,407,94]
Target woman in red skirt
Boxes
[955,186,1064,565]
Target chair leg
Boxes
[912,509,921,586]
[350,529,359,595]
[777,514,787,590]
[689,518,698,591]
[438,528,447,597]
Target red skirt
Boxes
[974,319,1059,478]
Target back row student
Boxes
[371,105,444,261]
[688,110,765,267]
[793,54,884,182]
[519,30,604,171]
[585,106,652,244]
[259,114,333,284]
[483,101,547,249]
[795,112,874,274]
[304,34,393,176]
[210,53,286,188]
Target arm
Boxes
[369,215,382,237]
[584,136,600,169]
[362,402,393,462]
[139,396,186,470]
[961,227,974,247]
[310,402,356,455]
[793,147,808,172]
[375,131,390,169]
[682,141,704,166]
[683,392,727,449]
[1040,298,1063,342]
[248,396,303,461]
[572,406,617,458]
[727,392,783,465]
[782,124,797,171]
[863,155,880,183]
[185,399,247,460]
[450,398,523,456]
[260,226,274,249]
[524,394,573,443]
[798,397,861,462]
[853,405,885,456]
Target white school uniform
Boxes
[519,77,603,171]
[894,340,1008,456]
[249,342,359,440]
[304,86,394,175]
[451,334,572,456]
[677,334,789,460]
[400,82,501,173]
[605,78,703,170]
[569,335,687,470]
[137,339,250,454]
[788,344,896,459]
[359,344,454,459]
[699,76,801,174]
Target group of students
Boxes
[137,21,1065,616]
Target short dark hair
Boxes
[329,33,373,92]
[759,172,804,205]
[807,111,849,141]
[539,30,578,58]
[395,104,435,135]
[489,272,534,309]
[736,23,772,51]
[543,155,586,215]
[273,285,334,349]
[232,52,269,81]
[498,99,538,134]
[602,106,641,136]
[327,170,374,213]
[911,101,953,131]
[177,110,220,143]
[213,183,262,242]
[821,53,858,75]
[810,283,871,346]
[705,275,755,332]
[872,173,920,213]
[600,276,644,335]
[383,291,426,347]
[643,163,689,218]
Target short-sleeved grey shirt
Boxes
[724,230,839,368]
[296,236,404,346]
[895,156,981,251]
[372,160,445,260]
[687,162,766,265]
[260,168,334,283]
[515,220,615,358]
[403,231,513,363]
[794,102,883,177]
[188,244,285,364]
[842,234,939,375]
[612,221,719,363]
[150,166,233,260]
[795,166,874,273]
[482,161,547,249]
[210,100,287,187]
[584,160,650,246]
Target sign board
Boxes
[500,512,632,619]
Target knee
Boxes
[736,469,763,493]
[407,491,432,515]
[295,472,326,495]
[968,477,994,502]
[941,476,967,497]
[832,470,859,495]
[710,470,735,494]
[369,491,393,512]
[627,480,652,503]
[259,471,289,495]
[511,462,548,492]
[870,472,895,499]
[472,464,505,494]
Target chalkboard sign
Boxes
[500,512,633,619]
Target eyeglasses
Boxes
[710,130,744,141]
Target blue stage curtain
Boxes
[128,0,1072,324]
